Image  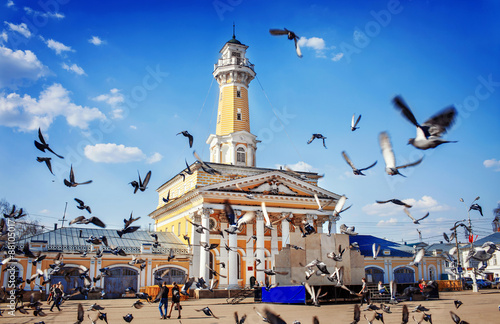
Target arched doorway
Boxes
[104,266,138,298]
[365,267,385,283]
[50,267,86,296]
[153,267,187,285]
[393,267,415,283]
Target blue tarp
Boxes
[261,286,306,304]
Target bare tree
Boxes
[0,198,44,239]
[493,203,500,232]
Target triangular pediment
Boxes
[199,171,340,200]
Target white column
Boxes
[219,223,229,287]
[245,223,255,285]
[191,213,201,278]
[316,219,324,234]
[270,226,279,285]
[147,259,153,286]
[281,214,290,249]
[256,211,265,284]
[25,259,32,290]
[388,260,393,282]
[417,262,422,282]
[330,213,341,235]
[423,261,428,280]
[384,260,390,283]
[199,208,212,283]
[228,232,239,289]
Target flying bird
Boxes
[75,303,84,324]
[341,151,377,176]
[393,95,457,150]
[69,216,106,228]
[36,157,54,175]
[307,133,327,148]
[469,203,483,216]
[404,208,429,224]
[450,311,469,324]
[162,190,170,203]
[234,311,247,324]
[123,313,133,323]
[188,219,210,234]
[117,225,140,238]
[351,114,362,131]
[410,248,425,266]
[340,224,357,236]
[177,130,194,148]
[453,300,463,309]
[74,198,91,214]
[196,306,218,319]
[129,170,151,193]
[372,243,381,259]
[201,242,219,251]
[34,128,64,158]
[124,212,141,228]
[352,304,361,323]
[401,304,409,324]
[327,245,345,262]
[379,131,424,176]
[269,28,302,58]
[64,165,92,187]
[193,151,220,175]
[376,199,412,208]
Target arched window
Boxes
[429,267,435,281]
[236,147,245,165]
[393,267,415,283]
[365,267,384,283]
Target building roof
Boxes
[472,232,500,245]
[227,36,242,45]
[18,227,189,255]
[349,235,416,258]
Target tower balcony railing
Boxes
[214,58,255,71]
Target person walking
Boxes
[359,277,370,306]
[167,282,181,319]
[157,282,169,319]
[50,282,63,311]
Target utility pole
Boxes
[58,202,68,228]
[451,220,464,283]
[460,196,480,292]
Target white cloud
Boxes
[84,143,146,163]
[146,152,163,164]
[0,46,48,88]
[353,30,364,42]
[362,195,450,217]
[130,125,137,130]
[276,161,318,173]
[46,39,73,55]
[88,36,105,46]
[331,52,344,62]
[24,7,64,19]
[297,36,326,57]
[484,158,500,171]
[0,30,7,43]
[4,21,31,38]
[62,63,85,75]
[39,209,50,215]
[93,88,125,119]
[0,83,106,131]
[6,0,14,8]
[377,218,398,227]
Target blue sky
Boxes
[1,0,499,244]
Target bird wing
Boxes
[334,195,347,214]
[37,128,47,145]
[396,156,424,170]
[413,248,425,265]
[77,303,84,323]
[293,37,303,58]
[269,29,288,36]
[443,232,450,243]
[449,311,461,324]
[354,114,362,128]
[261,202,271,227]
[379,132,396,169]
[358,160,377,172]
[354,304,361,321]
[237,211,255,228]
[314,194,322,211]
[74,198,84,207]
[372,243,380,259]
[404,208,417,222]
[89,217,106,228]
[422,106,457,137]
[341,151,357,171]
[141,171,152,190]
[376,200,390,204]
[417,212,430,222]
[393,95,420,127]
[70,216,86,225]
[69,165,75,182]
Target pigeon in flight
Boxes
[69,216,106,228]
[129,170,151,194]
[269,28,302,58]
[393,95,457,150]
[177,130,193,148]
[34,128,64,158]
[36,157,54,175]
[201,242,219,252]
[307,133,327,148]
[75,198,91,214]
[188,219,210,234]
[341,151,377,176]
[401,304,409,324]
[352,304,361,323]
[453,300,463,309]
[193,151,220,175]
[196,306,219,319]
[379,131,424,176]
[351,114,362,131]
[340,224,357,235]
[327,245,345,262]
[376,199,412,208]
[469,203,483,216]
[404,208,429,224]
[3,205,26,219]
[372,243,381,259]
[64,165,92,187]
[410,248,425,266]
[124,212,141,228]
[450,311,469,324]
[162,190,170,203]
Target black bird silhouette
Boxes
[193,151,220,175]
[393,95,457,150]
[351,304,360,323]
[453,300,463,309]
[185,159,194,175]
[64,165,92,187]
[307,133,327,148]
[177,131,193,148]
[234,311,247,324]
[401,304,409,324]
[196,306,219,319]
[34,128,63,158]
[117,226,140,238]
[69,216,106,228]
[351,114,362,131]
[124,212,141,228]
[376,199,412,208]
[76,303,84,324]
[469,203,483,216]
[74,198,91,213]
[36,157,54,175]
[341,151,377,176]
[123,313,133,323]
[450,311,469,324]
[162,190,170,203]
[3,205,26,219]
[130,170,151,194]
[269,28,302,58]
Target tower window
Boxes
[217,114,221,124]
[236,90,241,98]
[236,108,242,121]
[236,147,246,164]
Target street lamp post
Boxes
[450,220,466,283]
[460,196,480,292]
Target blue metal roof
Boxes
[18,227,189,255]
[471,232,500,245]
[349,235,416,257]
